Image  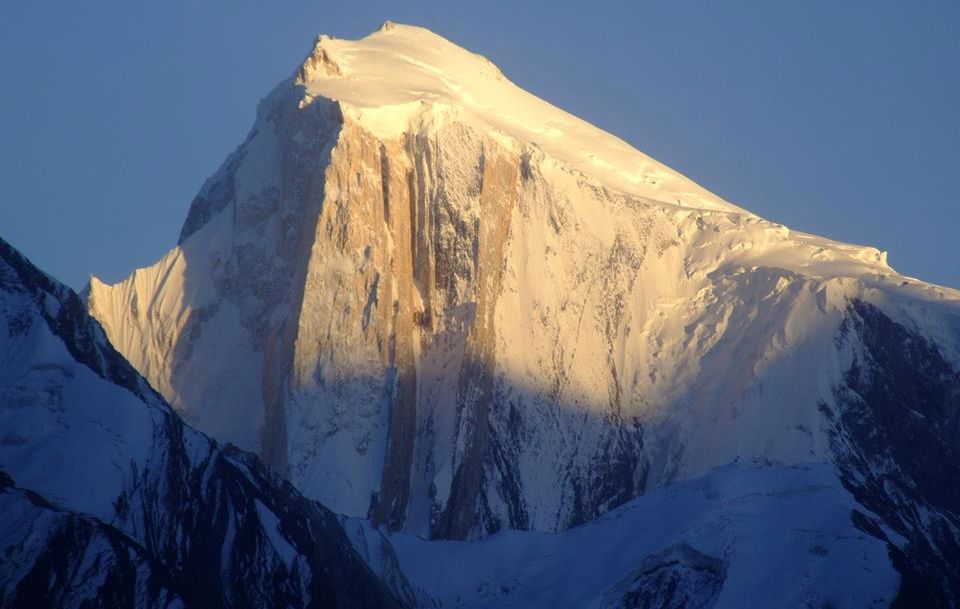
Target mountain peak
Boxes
[292,23,743,214]
[299,34,343,80]
[83,21,960,603]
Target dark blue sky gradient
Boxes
[1,1,957,289]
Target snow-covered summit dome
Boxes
[295,22,745,214]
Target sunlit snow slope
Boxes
[296,21,744,214]
[86,23,960,604]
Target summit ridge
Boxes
[296,22,744,213]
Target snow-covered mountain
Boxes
[84,22,960,605]
[0,237,412,607]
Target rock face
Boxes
[0,237,410,608]
[597,544,726,609]
[825,300,960,607]
[87,22,960,582]
[0,471,182,609]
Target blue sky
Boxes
[1,1,958,289]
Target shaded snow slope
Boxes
[0,237,410,608]
[382,464,898,609]
[0,471,183,609]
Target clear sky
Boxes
[1,1,958,290]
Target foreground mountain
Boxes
[0,237,410,607]
[85,22,960,604]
